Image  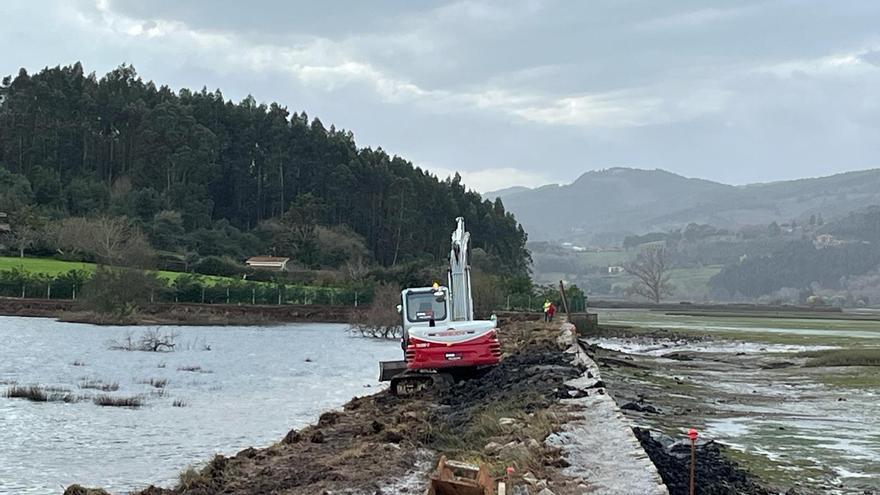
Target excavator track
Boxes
[389,372,453,396]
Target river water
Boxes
[0,317,400,494]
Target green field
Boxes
[0,257,230,285]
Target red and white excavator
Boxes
[379,217,502,395]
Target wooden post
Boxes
[47,284,51,300]
[688,429,699,495]
[559,280,572,321]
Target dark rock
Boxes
[318,411,341,426]
[382,430,404,443]
[282,429,302,444]
[621,401,660,414]
[310,431,325,443]
[633,427,775,495]
[370,420,385,433]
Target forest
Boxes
[0,63,530,286]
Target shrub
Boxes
[192,256,244,277]
[350,283,401,339]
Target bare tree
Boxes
[624,245,674,303]
[5,207,43,257]
[7,224,39,258]
[350,283,402,339]
[55,216,154,266]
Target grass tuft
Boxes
[138,378,168,388]
[173,399,188,407]
[79,380,120,392]
[6,385,79,402]
[94,395,143,407]
[6,385,48,401]
[177,365,203,372]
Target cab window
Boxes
[406,291,447,322]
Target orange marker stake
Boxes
[687,429,699,495]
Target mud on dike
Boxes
[66,322,584,495]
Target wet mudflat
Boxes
[0,317,400,494]
[588,309,880,495]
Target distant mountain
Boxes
[496,167,880,243]
[482,185,532,201]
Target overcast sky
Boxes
[3,1,880,192]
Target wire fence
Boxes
[0,278,586,312]
[0,281,374,307]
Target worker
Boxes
[543,300,551,322]
[547,302,557,322]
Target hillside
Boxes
[0,63,530,278]
[495,167,880,243]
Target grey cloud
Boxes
[2,0,880,192]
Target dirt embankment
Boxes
[67,322,588,495]
[0,297,354,325]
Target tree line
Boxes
[0,63,530,281]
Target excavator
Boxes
[379,217,502,395]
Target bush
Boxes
[81,266,163,320]
[192,256,244,277]
[350,283,401,339]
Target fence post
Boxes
[226,287,230,304]
[252,288,256,305]
[201,287,206,303]
[21,284,25,298]
[47,284,51,300]
[506,294,510,311]
[72,285,76,300]
[354,291,359,307]
[277,287,282,305]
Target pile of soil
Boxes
[70,322,580,495]
[633,427,778,495]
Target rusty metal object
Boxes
[427,455,494,495]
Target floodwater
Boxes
[590,309,880,494]
[0,317,400,494]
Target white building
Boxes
[245,256,290,271]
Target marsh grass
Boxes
[798,348,880,367]
[6,385,48,401]
[79,380,120,392]
[177,365,209,373]
[94,394,143,407]
[138,378,168,388]
[6,385,80,402]
[172,399,188,407]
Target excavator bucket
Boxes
[427,456,494,495]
